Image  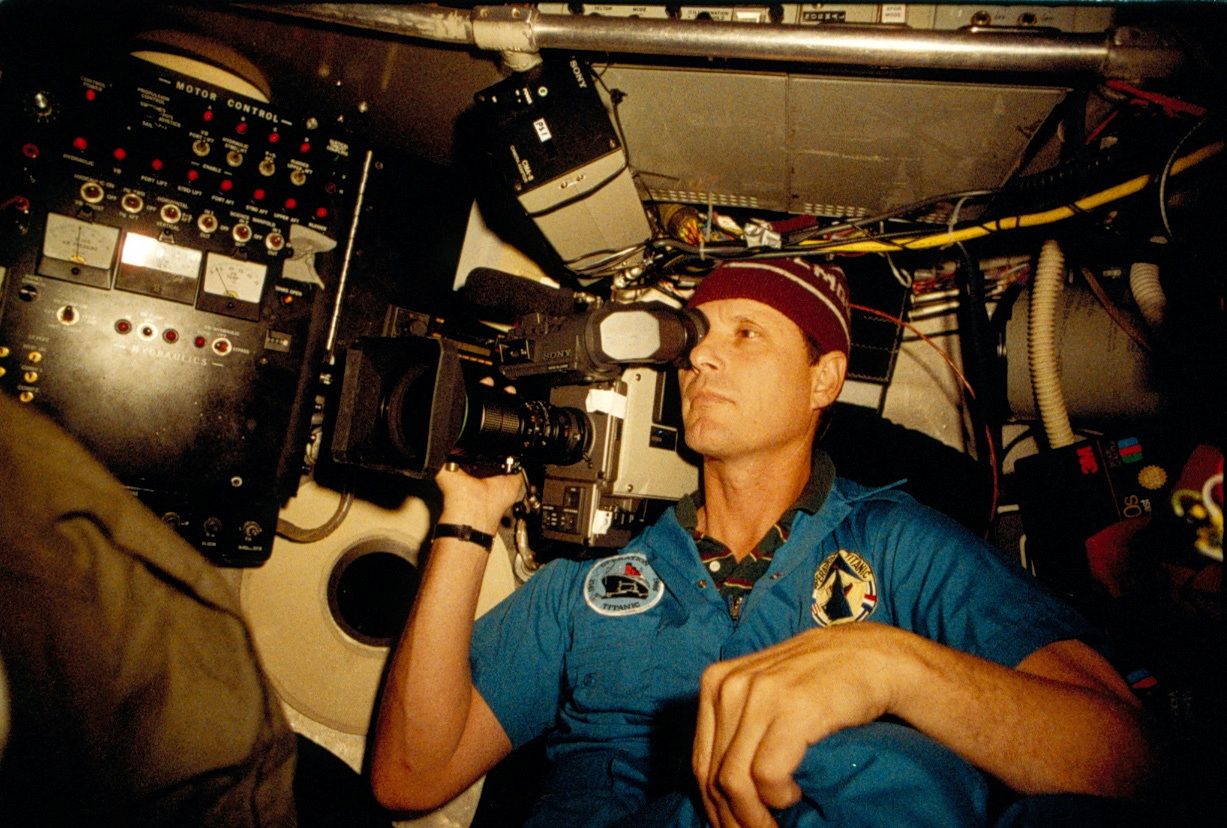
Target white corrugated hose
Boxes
[1028,240,1077,449]
[1129,261,1166,331]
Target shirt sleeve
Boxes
[860,492,1094,668]
[469,558,579,749]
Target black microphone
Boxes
[464,268,578,317]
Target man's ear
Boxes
[809,351,847,411]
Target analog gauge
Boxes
[202,252,267,304]
[116,232,204,303]
[42,213,120,270]
[120,232,202,279]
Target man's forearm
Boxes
[370,529,510,810]
[371,468,523,810]
[890,634,1152,797]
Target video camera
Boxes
[329,268,705,550]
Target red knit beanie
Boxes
[688,258,852,355]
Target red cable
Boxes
[851,302,1000,536]
[1104,79,1206,118]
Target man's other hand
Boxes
[692,624,900,828]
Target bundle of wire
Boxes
[646,140,1223,270]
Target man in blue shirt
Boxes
[370,258,1151,826]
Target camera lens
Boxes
[458,386,589,467]
[363,335,591,476]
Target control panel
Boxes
[0,55,365,565]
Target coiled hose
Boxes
[1028,240,1076,449]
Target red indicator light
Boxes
[203,109,214,122]
[298,141,311,154]
[281,294,295,305]
[219,178,234,192]
[253,188,266,201]
[84,89,97,102]
[236,121,248,135]
[21,143,39,159]
[268,131,280,144]
[314,206,328,219]
[187,169,200,182]
[163,329,179,344]
[151,158,164,171]
[284,197,297,210]
[72,136,88,152]
[194,335,207,348]
[115,319,132,335]
[112,147,127,161]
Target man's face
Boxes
[678,297,841,463]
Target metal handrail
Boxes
[246,3,1183,79]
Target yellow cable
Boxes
[798,141,1224,255]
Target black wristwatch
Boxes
[431,523,495,552]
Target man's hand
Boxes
[691,624,901,828]
[435,462,524,536]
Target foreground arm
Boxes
[369,467,521,812]
[693,624,1151,828]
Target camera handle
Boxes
[511,467,543,582]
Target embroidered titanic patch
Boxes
[583,553,665,616]
[810,550,878,627]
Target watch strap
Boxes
[431,523,495,551]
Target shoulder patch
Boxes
[811,549,877,627]
[583,553,665,617]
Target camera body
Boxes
[537,366,698,548]
[330,299,702,549]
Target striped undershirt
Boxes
[676,450,835,620]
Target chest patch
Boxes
[583,553,665,617]
[810,549,878,627]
